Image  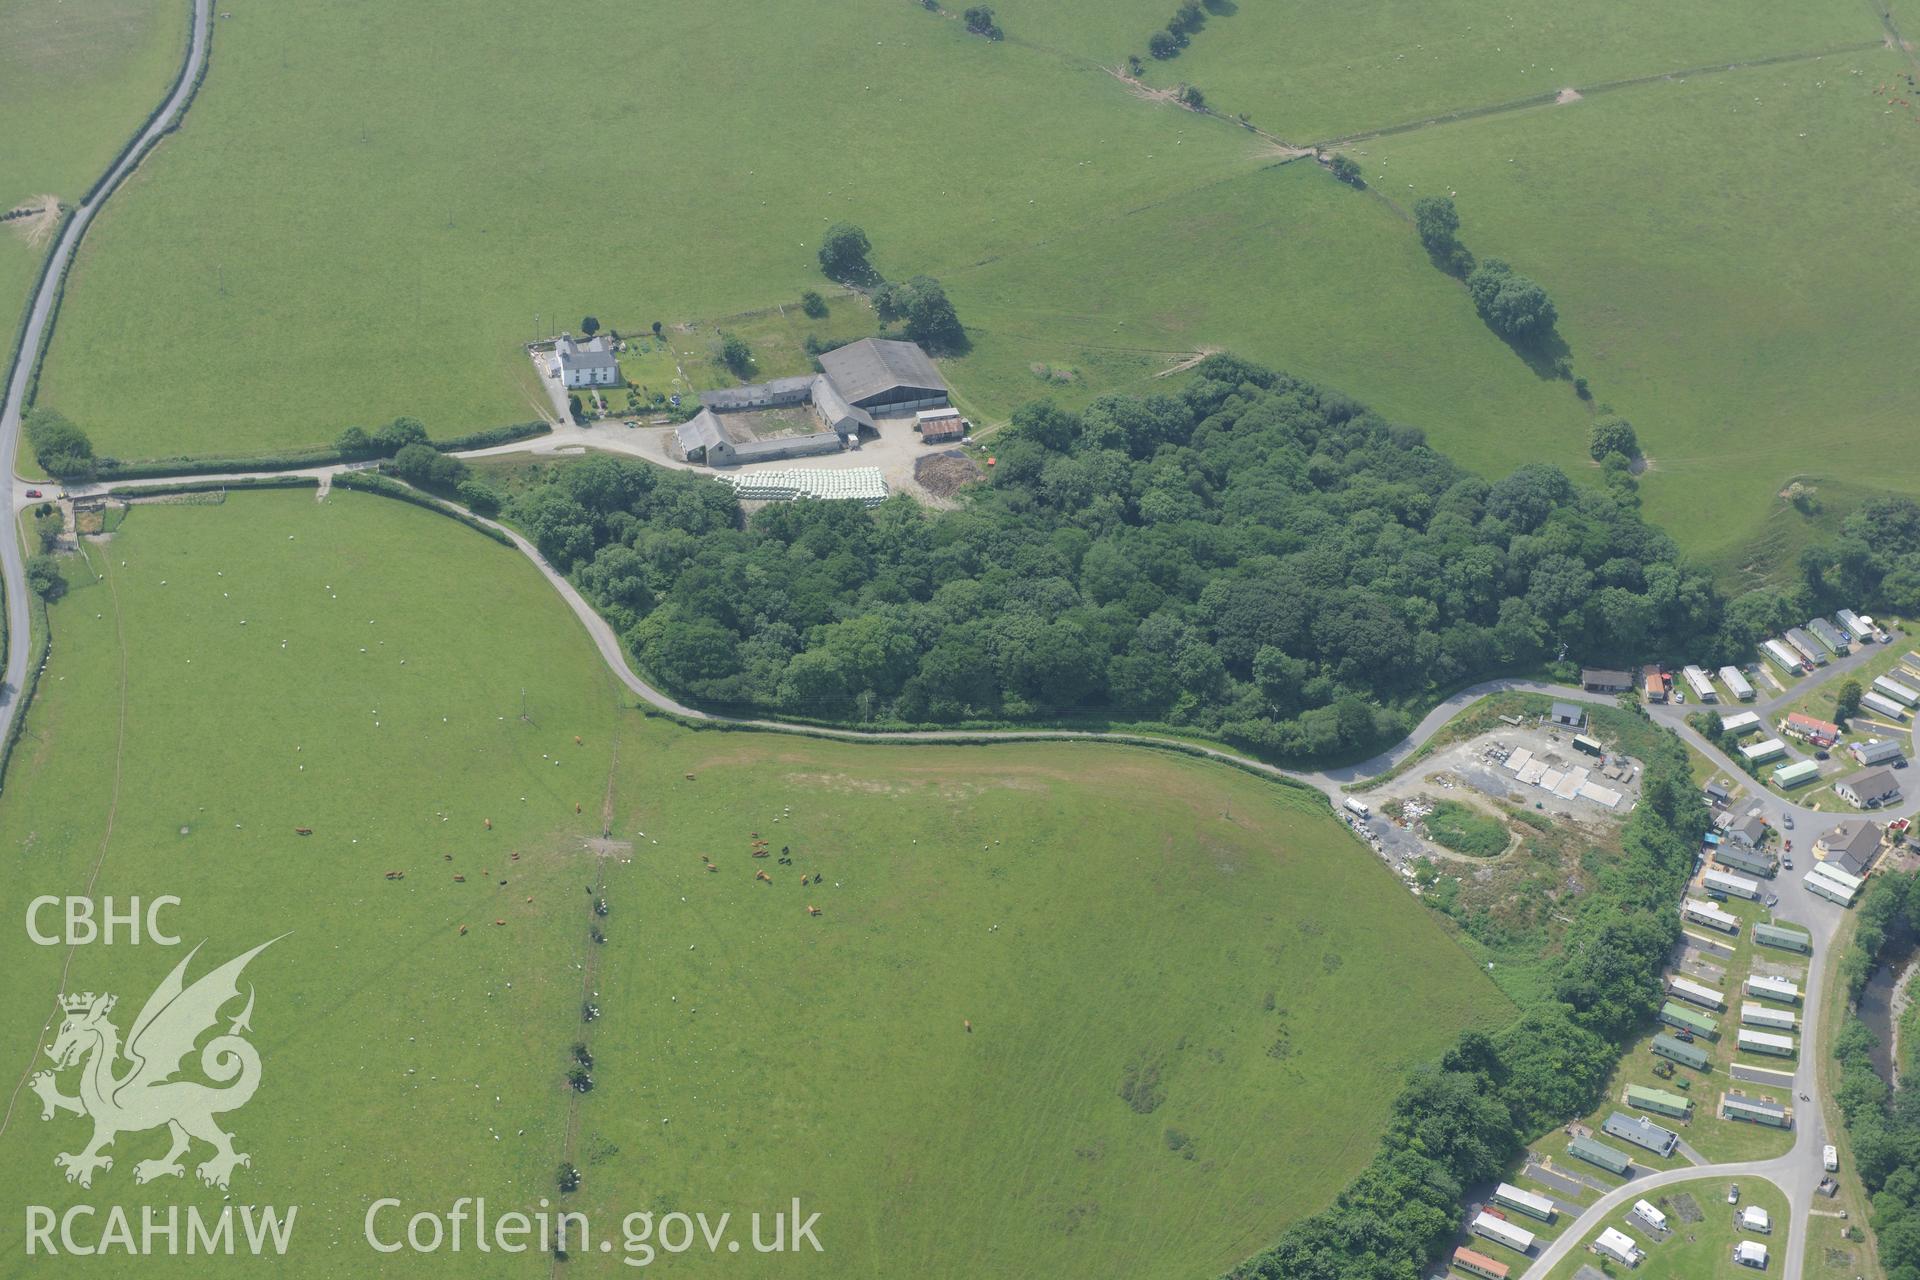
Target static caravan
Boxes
[1714,846,1775,878]
[1741,1205,1774,1234]
[1808,617,1850,656]
[1470,1211,1535,1255]
[1625,1084,1692,1119]
[1683,666,1717,701]
[1452,1246,1511,1280]
[1719,665,1756,701]
[1683,897,1741,934]
[1594,1226,1645,1268]
[1651,1033,1710,1070]
[1873,675,1920,707]
[1568,1135,1632,1174]
[1736,1240,1770,1269]
[1633,1198,1669,1233]
[1786,628,1828,666]
[1746,974,1802,1005]
[1764,638,1806,674]
[1667,976,1727,1010]
[1660,1001,1719,1039]
[1752,922,1811,953]
[1901,650,1920,682]
[1719,710,1762,735]
[1491,1182,1557,1223]
[1838,609,1875,643]
[1741,738,1787,765]
[1773,759,1821,789]
[1722,1094,1791,1128]
[1805,869,1859,907]
[1703,869,1761,900]
[1602,1110,1679,1156]
[1862,691,1910,722]
[1738,1028,1796,1057]
[1811,863,1864,894]
[1741,1001,1798,1031]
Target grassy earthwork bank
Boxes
[0,491,1513,1276]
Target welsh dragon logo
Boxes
[31,938,281,1190]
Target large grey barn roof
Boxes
[816,338,946,406]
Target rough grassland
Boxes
[1006,0,1880,141]
[0,493,1511,1276]
[36,0,1269,458]
[1363,51,1920,578]
[943,162,1591,477]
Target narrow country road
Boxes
[0,0,213,755]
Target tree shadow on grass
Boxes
[1496,326,1574,382]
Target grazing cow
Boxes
[575,736,582,745]
[493,919,506,926]
[385,870,404,880]
[806,905,822,917]
[458,924,468,935]
[755,870,771,883]
[964,1020,972,1033]
[707,864,718,873]
[454,874,466,882]
[484,818,493,830]
[294,827,312,836]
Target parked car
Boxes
[1783,814,1794,829]
[1816,750,1830,760]
[1728,1184,1740,1204]
[1783,856,1794,869]
[23,488,40,498]
[1786,840,1793,852]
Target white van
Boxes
[1343,797,1371,819]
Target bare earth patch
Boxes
[914,450,983,499]
[1556,88,1584,104]
[6,196,62,248]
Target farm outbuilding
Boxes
[1861,691,1910,722]
[1594,1226,1646,1267]
[1752,922,1811,954]
[1626,1084,1692,1118]
[1722,1094,1791,1128]
[1492,1182,1557,1223]
[1660,1000,1719,1039]
[914,406,967,443]
[1568,1135,1632,1174]
[1603,1110,1678,1155]
[1772,759,1820,789]
[1470,1211,1535,1255]
[816,338,950,414]
[1737,1028,1796,1057]
[1719,665,1756,700]
[1837,766,1902,809]
[1651,1033,1710,1070]
[1741,1001,1798,1031]
[1550,701,1586,727]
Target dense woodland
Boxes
[1834,872,1920,1280]
[509,355,1726,761]
[1232,719,1705,1279]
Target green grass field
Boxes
[1010,0,1881,141]
[1544,1175,1789,1279]
[0,491,1512,1276]
[0,0,193,461]
[1362,49,1920,579]
[34,0,1268,457]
